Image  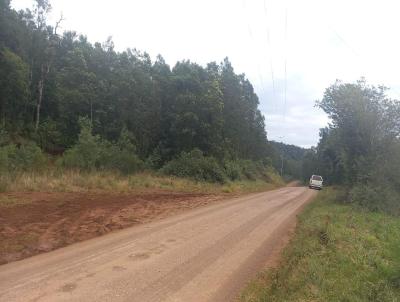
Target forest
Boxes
[0,0,295,184]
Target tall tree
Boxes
[0,48,29,129]
[317,79,400,184]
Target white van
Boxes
[309,175,323,190]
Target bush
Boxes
[0,144,15,171]
[226,159,272,181]
[60,119,143,174]
[240,160,270,181]
[240,160,261,180]
[145,147,163,170]
[98,142,143,174]
[161,149,226,183]
[349,183,400,215]
[37,119,64,152]
[0,127,9,146]
[110,128,143,174]
[60,122,101,170]
[224,160,243,181]
[0,142,46,172]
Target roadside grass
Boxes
[0,170,284,195]
[240,188,400,302]
[0,195,31,207]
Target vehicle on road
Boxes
[309,175,323,190]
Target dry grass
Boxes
[0,170,284,194]
[0,195,28,207]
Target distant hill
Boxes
[269,141,307,161]
[269,141,308,180]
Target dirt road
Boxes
[0,191,225,264]
[0,186,316,302]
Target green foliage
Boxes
[37,119,63,152]
[102,127,142,174]
[0,1,293,183]
[311,79,400,212]
[0,145,16,172]
[316,80,400,183]
[241,189,400,301]
[161,152,275,184]
[269,141,307,180]
[239,160,270,181]
[0,126,9,146]
[60,118,143,173]
[349,184,400,215]
[98,142,143,175]
[60,118,101,170]
[0,142,46,172]
[224,160,243,181]
[0,48,30,129]
[0,2,273,167]
[161,149,226,183]
[224,159,275,182]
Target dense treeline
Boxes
[0,0,281,182]
[269,141,306,180]
[307,79,400,213]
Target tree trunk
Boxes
[0,99,5,128]
[35,64,50,132]
[35,78,43,131]
[90,99,93,125]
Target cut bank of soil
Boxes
[0,191,224,265]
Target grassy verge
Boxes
[241,188,400,302]
[0,170,283,195]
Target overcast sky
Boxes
[11,0,400,147]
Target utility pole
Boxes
[278,136,284,177]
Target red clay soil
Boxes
[0,191,224,265]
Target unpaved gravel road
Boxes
[0,186,316,302]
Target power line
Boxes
[283,7,288,122]
[242,0,266,97]
[280,6,288,177]
[329,26,360,57]
[263,0,276,112]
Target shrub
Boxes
[60,118,102,170]
[240,160,260,180]
[224,160,243,181]
[161,149,226,183]
[349,183,400,215]
[145,147,163,169]
[98,142,143,174]
[235,160,272,181]
[109,127,143,174]
[224,159,266,181]
[61,119,143,174]
[0,142,46,172]
[37,119,64,152]
[0,144,15,171]
[0,127,9,146]
[15,142,47,170]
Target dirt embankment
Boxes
[0,191,224,265]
